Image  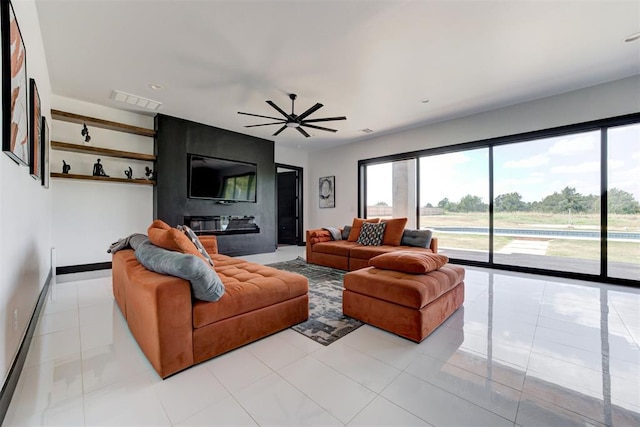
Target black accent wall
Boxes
[154,114,276,256]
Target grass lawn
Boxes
[419,212,639,231]
[434,232,639,265]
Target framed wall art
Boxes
[1,0,28,166]
[41,116,49,187]
[29,78,41,179]
[319,175,335,208]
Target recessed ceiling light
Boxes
[149,83,164,90]
[625,32,640,42]
[421,99,430,103]
[361,128,374,134]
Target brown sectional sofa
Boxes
[112,234,308,379]
[306,228,438,271]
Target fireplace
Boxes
[184,215,260,235]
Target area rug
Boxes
[266,257,363,345]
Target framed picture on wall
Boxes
[41,116,49,188]
[319,175,335,208]
[1,0,29,166]
[29,78,41,179]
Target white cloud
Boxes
[548,134,598,156]
[551,161,599,174]
[503,154,549,169]
[631,151,639,160]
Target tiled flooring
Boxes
[3,246,640,426]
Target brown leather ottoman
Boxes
[343,264,465,342]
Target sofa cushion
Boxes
[347,217,380,242]
[308,229,332,245]
[401,229,433,248]
[148,222,208,262]
[193,254,308,327]
[178,225,214,266]
[357,222,386,246]
[134,238,225,302]
[381,217,408,246]
[150,219,171,230]
[369,251,449,274]
[313,240,359,257]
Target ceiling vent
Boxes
[110,90,162,111]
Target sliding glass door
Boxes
[359,114,639,284]
[419,149,489,262]
[607,124,640,280]
[493,131,601,274]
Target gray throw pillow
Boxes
[400,229,433,249]
[323,227,342,241]
[341,225,352,240]
[133,237,225,302]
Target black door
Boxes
[278,171,298,245]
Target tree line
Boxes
[428,187,640,214]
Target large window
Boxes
[493,131,601,274]
[607,124,640,281]
[359,114,640,285]
[419,149,489,262]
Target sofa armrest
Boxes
[122,266,194,378]
[199,235,219,255]
[430,237,438,253]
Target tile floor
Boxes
[3,245,639,426]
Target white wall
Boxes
[307,75,640,229]
[275,145,309,236]
[50,96,154,267]
[0,0,52,384]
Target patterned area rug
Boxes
[266,257,363,345]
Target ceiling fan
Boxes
[238,93,346,137]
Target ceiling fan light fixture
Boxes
[286,122,300,128]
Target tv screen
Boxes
[188,154,257,202]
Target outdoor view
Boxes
[364,124,639,281]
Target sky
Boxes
[366,123,640,206]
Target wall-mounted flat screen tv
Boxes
[187,154,257,202]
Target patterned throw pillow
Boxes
[357,222,386,246]
[178,225,214,266]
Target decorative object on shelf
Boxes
[29,79,42,180]
[124,167,133,179]
[145,166,154,180]
[319,175,335,208]
[92,158,109,177]
[41,116,50,188]
[1,0,29,166]
[81,122,91,143]
[62,160,70,174]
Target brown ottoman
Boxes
[343,264,465,342]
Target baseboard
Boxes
[0,269,53,424]
[56,261,112,275]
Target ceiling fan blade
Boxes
[273,125,288,136]
[296,127,310,137]
[300,123,338,133]
[238,112,285,121]
[300,116,347,123]
[245,122,286,128]
[296,103,323,121]
[266,101,293,120]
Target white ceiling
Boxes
[36,0,640,151]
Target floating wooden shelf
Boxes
[51,141,156,161]
[51,172,155,186]
[51,109,156,137]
